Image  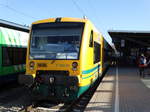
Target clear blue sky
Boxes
[0,0,150,43]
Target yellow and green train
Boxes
[20,17,114,102]
[0,19,29,84]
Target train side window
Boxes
[89,30,93,47]
[13,47,26,65]
[2,47,26,66]
[94,42,101,64]
[2,47,12,66]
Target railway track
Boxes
[0,84,32,112]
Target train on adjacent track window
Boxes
[19,17,115,102]
[0,20,29,84]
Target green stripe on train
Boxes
[82,65,99,74]
[78,77,98,97]
[1,66,25,76]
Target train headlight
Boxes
[72,62,78,71]
[29,61,35,70]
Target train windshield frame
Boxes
[30,22,84,60]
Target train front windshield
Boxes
[30,22,84,60]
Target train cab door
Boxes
[93,32,101,76]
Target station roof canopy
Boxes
[0,19,29,32]
[108,30,150,47]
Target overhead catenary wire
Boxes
[71,0,87,18]
[0,3,37,20]
[87,0,101,21]
[71,0,101,29]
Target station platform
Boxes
[85,67,150,112]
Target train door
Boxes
[93,32,101,76]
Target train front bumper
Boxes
[18,74,34,86]
[18,74,79,101]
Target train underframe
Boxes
[19,70,99,102]
[20,71,84,102]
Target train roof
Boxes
[32,17,101,36]
[32,17,89,25]
[0,19,29,33]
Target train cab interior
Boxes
[108,31,150,67]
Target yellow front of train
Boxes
[23,18,87,102]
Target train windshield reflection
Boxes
[30,23,84,60]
